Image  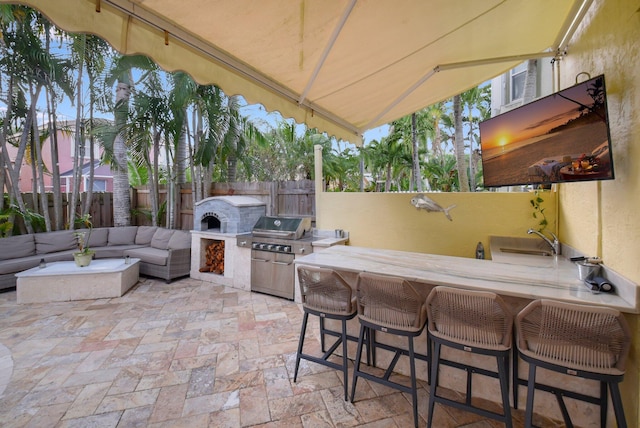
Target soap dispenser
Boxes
[475,242,485,259]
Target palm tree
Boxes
[103,54,155,227]
[460,85,490,191]
[0,5,73,233]
[452,95,470,192]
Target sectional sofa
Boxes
[0,226,192,291]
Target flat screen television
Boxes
[479,74,614,187]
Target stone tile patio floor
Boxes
[0,276,565,427]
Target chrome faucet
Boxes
[527,229,560,255]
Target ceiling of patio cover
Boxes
[6,0,586,144]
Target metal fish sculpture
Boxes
[410,193,456,221]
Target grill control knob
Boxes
[283,246,292,253]
[252,242,260,249]
[267,244,274,250]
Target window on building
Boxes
[70,138,100,159]
[92,180,107,192]
[510,62,527,102]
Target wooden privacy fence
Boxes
[10,180,314,233]
[11,192,114,232]
[132,180,315,230]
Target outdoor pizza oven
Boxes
[193,196,266,234]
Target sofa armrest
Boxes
[166,247,191,280]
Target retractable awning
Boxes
[4,0,589,144]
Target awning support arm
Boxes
[298,0,357,106]
[363,50,557,132]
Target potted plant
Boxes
[73,214,94,267]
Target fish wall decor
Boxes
[410,193,456,221]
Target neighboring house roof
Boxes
[59,161,113,179]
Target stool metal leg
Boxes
[525,363,536,428]
[610,382,627,428]
[350,324,366,402]
[497,353,513,428]
[408,336,418,428]
[293,312,309,382]
[427,342,441,428]
[341,318,349,400]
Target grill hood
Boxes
[252,216,312,240]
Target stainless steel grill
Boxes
[238,216,313,300]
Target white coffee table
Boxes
[16,258,140,304]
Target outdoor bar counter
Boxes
[294,245,638,313]
[294,245,638,428]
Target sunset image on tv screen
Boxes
[479,75,614,187]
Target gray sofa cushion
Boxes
[87,228,109,248]
[168,230,191,249]
[124,247,168,266]
[135,226,158,245]
[0,255,44,274]
[0,234,35,261]
[151,228,174,250]
[108,226,138,246]
[35,230,76,254]
[92,245,145,259]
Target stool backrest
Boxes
[516,299,631,374]
[297,265,354,314]
[426,286,513,350]
[355,272,426,331]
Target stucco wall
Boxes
[558,0,640,424]
[316,191,556,258]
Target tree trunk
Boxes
[1,78,35,233]
[112,75,132,227]
[522,59,537,104]
[453,95,470,192]
[70,35,85,229]
[176,114,189,184]
[32,86,52,232]
[47,91,63,230]
[411,113,422,192]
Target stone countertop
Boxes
[294,245,638,313]
[310,229,349,247]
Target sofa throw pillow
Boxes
[87,228,109,248]
[168,230,191,249]
[150,228,174,250]
[107,226,138,246]
[0,234,36,261]
[135,226,158,245]
[35,230,76,254]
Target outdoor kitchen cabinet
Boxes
[251,250,295,300]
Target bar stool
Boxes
[293,265,358,400]
[350,272,429,428]
[426,286,513,428]
[515,299,631,428]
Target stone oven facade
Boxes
[193,196,266,234]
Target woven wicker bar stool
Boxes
[515,299,631,428]
[350,272,429,428]
[294,266,358,400]
[426,286,513,428]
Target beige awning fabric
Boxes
[5,0,587,144]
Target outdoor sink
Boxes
[497,248,553,257]
[489,236,557,267]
